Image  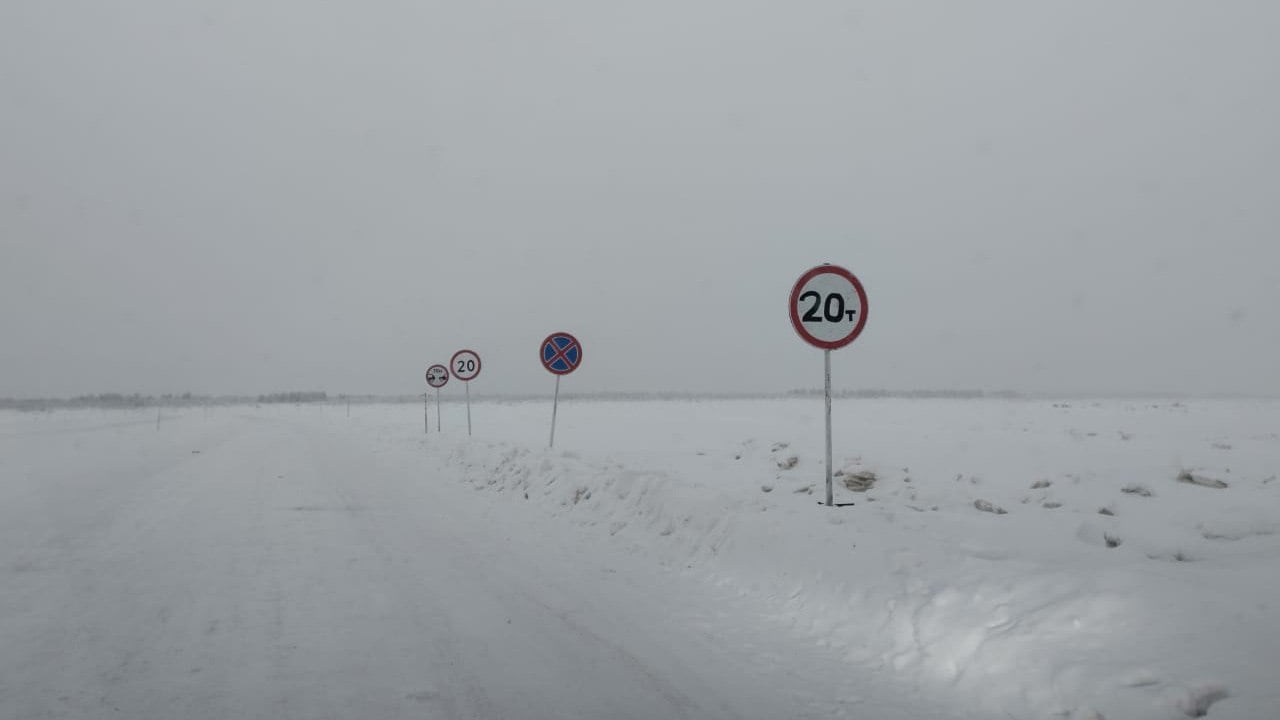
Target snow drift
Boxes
[419,398,1280,719]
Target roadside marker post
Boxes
[789,264,869,507]
[450,350,482,436]
[539,332,583,448]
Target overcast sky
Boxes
[2,1,1278,398]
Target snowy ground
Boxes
[2,398,1277,719]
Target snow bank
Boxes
[408,398,1280,719]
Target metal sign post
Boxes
[425,364,449,433]
[550,376,561,447]
[449,350,482,437]
[789,264,869,508]
[540,332,583,448]
[824,349,833,506]
[424,395,429,434]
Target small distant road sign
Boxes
[425,363,447,433]
[789,264,869,350]
[425,364,449,388]
[450,349,481,436]
[450,350,482,382]
[540,332,583,376]
[540,332,582,449]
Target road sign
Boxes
[540,332,583,448]
[450,349,481,436]
[425,364,449,388]
[540,332,583,376]
[789,264,869,350]
[789,264,869,508]
[450,350,482,382]
[424,364,447,432]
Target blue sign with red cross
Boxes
[540,332,583,376]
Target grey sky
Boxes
[3,1,1278,398]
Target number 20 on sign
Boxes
[789,264,869,507]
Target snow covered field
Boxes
[2,398,1277,719]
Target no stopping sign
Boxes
[789,264,868,350]
[540,332,582,376]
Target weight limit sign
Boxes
[789,264,869,509]
[789,264,869,350]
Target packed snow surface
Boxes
[2,398,1277,719]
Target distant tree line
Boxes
[256,391,328,404]
[0,390,336,410]
[784,388,1022,400]
[1,392,236,410]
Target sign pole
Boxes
[424,396,429,435]
[436,388,441,432]
[549,375,561,448]
[465,382,472,436]
[824,349,833,507]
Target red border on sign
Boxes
[540,332,582,376]
[788,264,869,350]
[450,349,482,382]
[425,364,449,388]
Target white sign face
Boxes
[450,349,482,381]
[789,265,869,350]
[425,364,449,388]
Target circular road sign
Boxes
[789,264,869,350]
[540,332,583,376]
[450,349,482,382]
[425,364,449,388]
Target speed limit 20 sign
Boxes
[789,264,869,350]
[450,349,482,381]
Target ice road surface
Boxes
[1,398,1277,719]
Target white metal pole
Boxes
[436,388,441,432]
[549,375,561,448]
[424,396,429,434]
[465,382,472,436]
[825,349,833,507]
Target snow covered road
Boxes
[0,408,960,720]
